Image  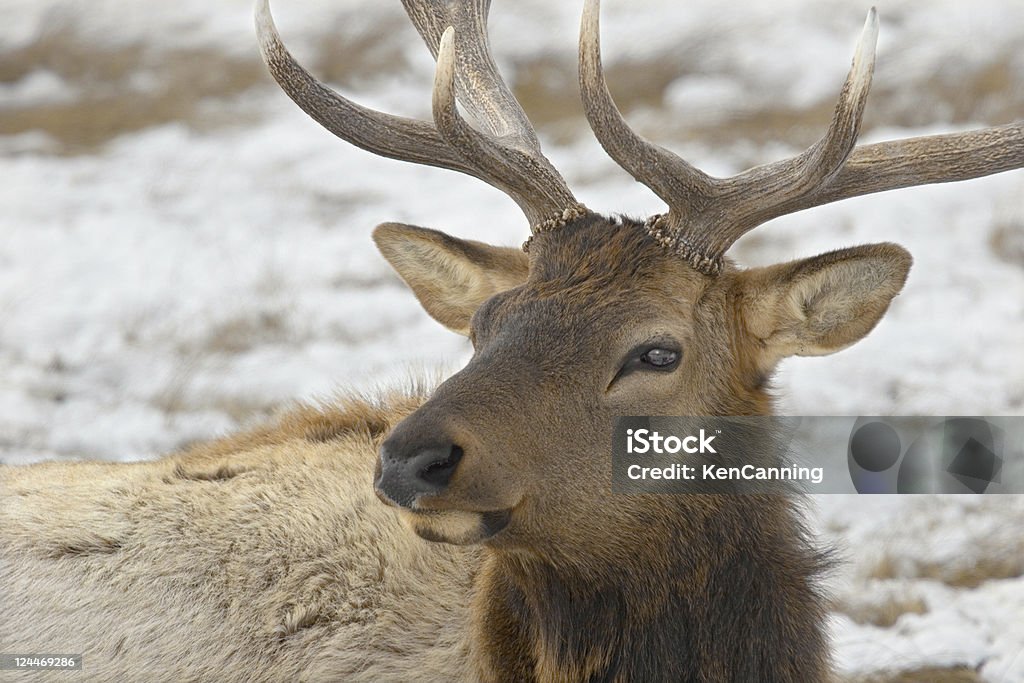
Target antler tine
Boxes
[256,0,581,229]
[579,0,718,224]
[407,0,582,226]
[431,24,582,226]
[720,7,880,233]
[256,0,473,176]
[707,9,879,248]
[606,7,880,274]
[675,8,1022,263]
[583,3,1022,275]
[403,0,535,151]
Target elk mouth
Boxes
[395,507,513,546]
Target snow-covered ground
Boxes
[1,0,1022,679]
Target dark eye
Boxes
[641,348,678,368]
[609,342,682,388]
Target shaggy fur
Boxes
[1,392,477,682]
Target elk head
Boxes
[257,0,1023,557]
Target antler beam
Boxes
[256,0,582,227]
[580,0,1024,274]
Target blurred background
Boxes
[1,0,1022,679]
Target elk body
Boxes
[2,1,1022,681]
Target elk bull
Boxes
[2,0,1022,680]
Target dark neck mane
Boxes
[470,495,831,682]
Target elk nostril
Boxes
[418,444,464,487]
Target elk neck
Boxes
[469,491,832,681]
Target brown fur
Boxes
[2,215,912,681]
[371,214,909,681]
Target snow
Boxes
[1,0,1022,678]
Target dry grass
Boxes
[0,10,410,154]
[153,360,278,426]
[507,51,1024,151]
[0,32,265,152]
[989,219,1024,269]
[867,552,1024,589]
[838,592,929,629]
[306,14,410,88]
[5,14,1021,158]
[150,309,297,423]
[847,666,985,683]
[200,311,292,355]
[150,354,202,418]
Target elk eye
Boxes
[641,348,678,367]
[609,342,682,388]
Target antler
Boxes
[580,0,1024,275]
[256,0,584,228]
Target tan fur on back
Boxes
[0,390,478,682]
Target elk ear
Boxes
[737,243,912,362]
[373,222,530,335]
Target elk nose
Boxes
[375,440,464,508]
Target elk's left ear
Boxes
[736,243,912,362]
[373,222,530,335]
